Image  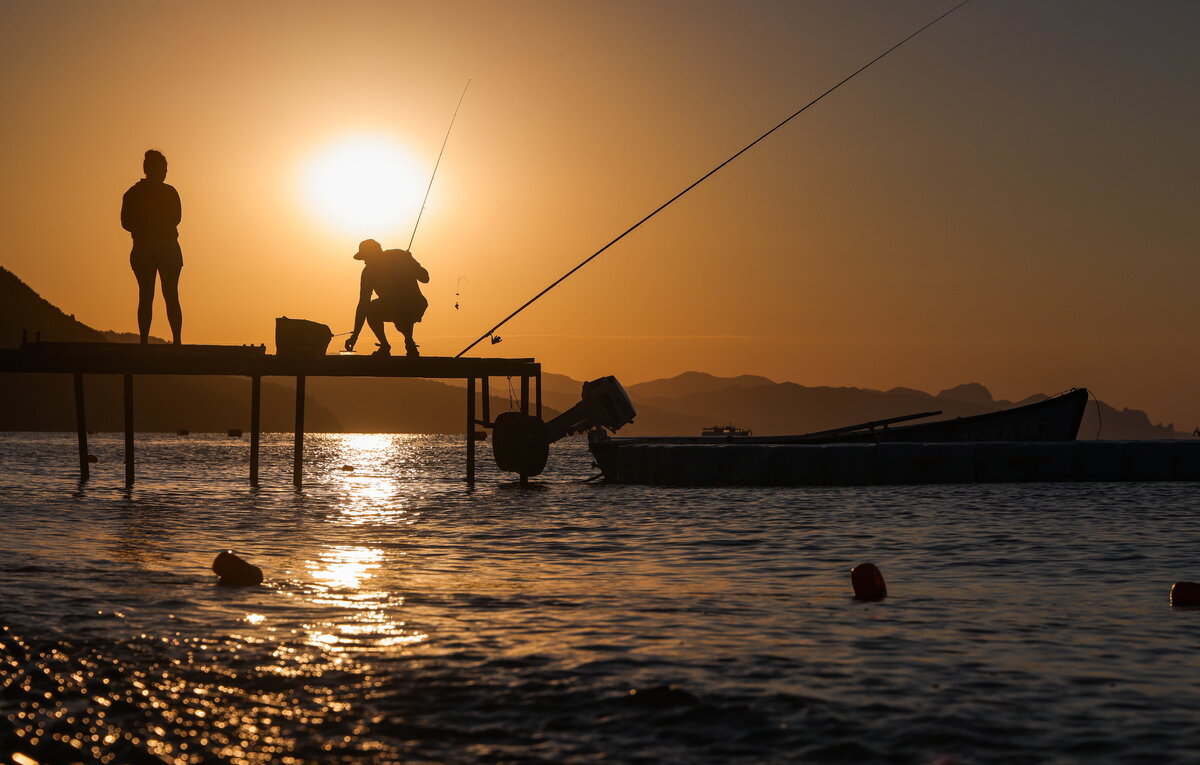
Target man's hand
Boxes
[344,333,358,352]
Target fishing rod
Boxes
[456,0,973,358]
[408,78,471,251]
[332,81,473,345]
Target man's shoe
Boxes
[372,345,392,357]
[405,342,420,358]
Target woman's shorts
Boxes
[130,241,183,280]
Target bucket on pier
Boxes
[275,317,333,357]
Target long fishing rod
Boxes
[408,78,471,251]
[456,0,972,358]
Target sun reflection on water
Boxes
[298,435,440,656]
[308,546,382,591]
[325,434,431,527]
[302,546,427,654]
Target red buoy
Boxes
[87,454,98,463]
[1170,581,1200,607]
[851,562,887,601]
[212,550,264,586]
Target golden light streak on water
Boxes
[308,546,382,591]
[325,433,430,527]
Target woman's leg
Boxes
[134,265,157,344]
[159,266,183,344]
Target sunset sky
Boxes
[2,1,1197,428]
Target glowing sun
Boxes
[303,136,425,235]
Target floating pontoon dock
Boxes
[0,342,541,486]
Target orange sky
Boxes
[2,1,1197,429]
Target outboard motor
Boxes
[545,376,636,442]
[492,375,636,478]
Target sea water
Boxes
[0,432,1198,764]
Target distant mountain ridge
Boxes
[626,371,777,400]
[563,371,1182,440]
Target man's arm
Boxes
[406,251,430,283]
[346,271,373,351]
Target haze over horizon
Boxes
[2,1,1196,428]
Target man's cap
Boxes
[353,239,383,260]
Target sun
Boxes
[302,135,425,236]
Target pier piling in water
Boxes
[73,372,88,481]
[249,375,261,483]
[124,373,134,485]
[293,375,306,487]
[466,377,476,484]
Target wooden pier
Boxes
[0,342,541,486]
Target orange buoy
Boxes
[212,550,263,586]
[1170,581,1200,607]
[87,454,98,463]
[339,464,354,471]
[851,562,887,601]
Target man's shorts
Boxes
[130,241,183,280]
[367,298,424,326]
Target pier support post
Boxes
[481,377,491,426]
[535,366,542,419]
[519,375,530,487]
[123,373,134,486]
[293,376,305,487]
[74,373,88,481]
[466,377,476,484]
[250,375,261,484]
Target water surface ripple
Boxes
[1,433,1198,763]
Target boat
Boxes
[584,388,1136,486]
[702,425,752,438]
[598,388,1088,448]
[490,380,1200,485]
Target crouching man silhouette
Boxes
[345,239,429,357]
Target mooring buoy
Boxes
[87,454,98,463]
[851,562,887,601]
[213,550,263,586]
[1170,581,1200,607]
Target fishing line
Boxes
[409,79,471,251]
[1087,388,1103,440]
[456,0,973,358]
[455,275,468,310]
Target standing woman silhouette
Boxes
[121,149,183,344]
